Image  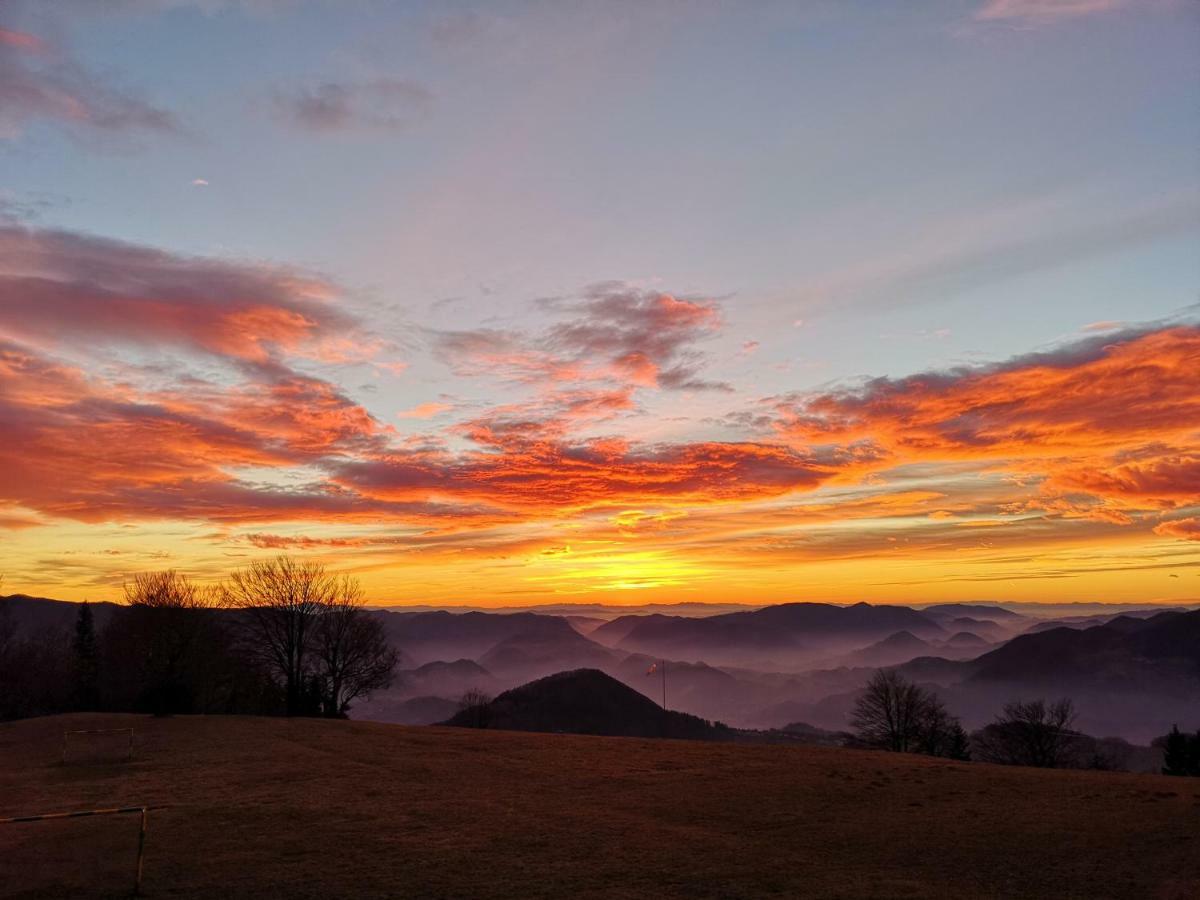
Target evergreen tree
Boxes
[1161,725,1200,777]
[72,602,100,711]
[945,721,972,762]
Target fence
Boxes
[0,805,167,896]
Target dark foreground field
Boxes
[1,714,1198,899]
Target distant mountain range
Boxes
[5,594,1196,741]
[0,594,123,632]
[375,609,582,666]
[593,602,955,669]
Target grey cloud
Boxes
[274,78,433,133]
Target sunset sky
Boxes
[1,0,1198,605]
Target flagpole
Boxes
[661,659,667,710]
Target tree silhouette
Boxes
[0,575,14,671]
[222,557,399,717]
[850,669,967,758]
[223,557,337,716]
[312,582,398,718]
[1159,725,1200,777]
[456,689,493,728]
[71,601,99,711]
[118,570,213,715]
[972,699,1081,768]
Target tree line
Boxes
[0,559,398,721]
[850,669,1195,775]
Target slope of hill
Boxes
[1,714,1197,899]
[920,610,1200,741]
[404,658,494,687]
[351,659,500,723]
[476,622,618,682]
[376,610,575,666]
[443,669,728,740]
[0,595,123,633]
[836,630,936,667]
[350,694,461,725]
[937,616,1013,642]
[919,603,1027,622]
[944,631,989,648]
[969,610,1200,690]
[612,655,747,719]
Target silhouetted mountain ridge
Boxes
[597,602,947,668]
[969,610,1200,690]
[443,668,731,740]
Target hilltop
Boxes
[2,714,1198,898]
[442,669,730,740]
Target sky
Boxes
[0,0,1198,606]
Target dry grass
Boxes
[1,713,1198,899]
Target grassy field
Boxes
[1,714,1198,899]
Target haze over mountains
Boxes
[7,595,1195,743]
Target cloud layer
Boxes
[771,325,1200,523]
[1,223,1196,598]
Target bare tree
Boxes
[972,698,1081,768]
[850,669,969,759]
[125,570,208,610]
[312,581,398,718]
[456,689,493,728]
[118,570,214,715]
[916,694,972,761]
[851,669,931,753]
[222,556,338,716]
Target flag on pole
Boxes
[646,662,657,675]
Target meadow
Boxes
[2,714,1197,899]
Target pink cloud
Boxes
[398,402,454,419]
[0,29,176,139]
[0,28,46,52]
[975,0,1124,24]
[0,224,369,367]
[435,283,730,393]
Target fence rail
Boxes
[0,804,167,895]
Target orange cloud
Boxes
[773,325,1200,520]
[1154,518,1200,542]
[333,438,831,513]
[2,220,1196,606]
[0,225,828,536]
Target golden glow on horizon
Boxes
[0,229,1197,605]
